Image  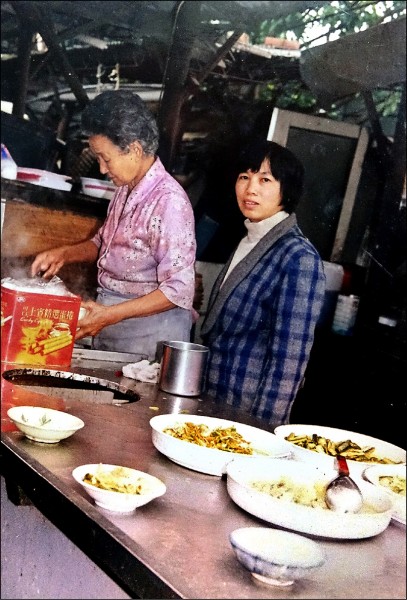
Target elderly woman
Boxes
[31,90,196,360]
[201,138,326,427]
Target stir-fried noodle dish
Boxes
[163,422,253,454]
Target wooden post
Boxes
[12,21,34,118]
[157,1,202,171]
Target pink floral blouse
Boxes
[91,157,196,309]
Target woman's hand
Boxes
[75,300,116,340]
[31,241,99,279]
[76,290,176,340]
[31,246,69,279]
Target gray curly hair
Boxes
[81,90,159,155]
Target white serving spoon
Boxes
[325,455,363,513]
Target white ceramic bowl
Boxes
[226,457,393,539]
[150,413,292,476]
[229,527,325,587]
[7,406,84,443]
[363,463,406,526]
[78,307,88,320]
[80,177,116,200]
[72,463,166,513]
[274,424,406,478]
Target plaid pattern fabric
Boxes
[201,220,325,427]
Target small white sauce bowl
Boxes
[7,406,84,443]
[230,527,325,587]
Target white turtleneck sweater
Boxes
[221,210,289,286]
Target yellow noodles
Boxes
[163,422,253,454]
[83,466,143,494]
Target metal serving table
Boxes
[1,351,406,599]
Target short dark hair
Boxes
[236,138,304,213]
[81,90,159,155]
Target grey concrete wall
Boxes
[1,476,130,599]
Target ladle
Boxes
[325,455,363,513]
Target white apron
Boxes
[92,288,193,361]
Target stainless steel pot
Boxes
[158,341,209,397]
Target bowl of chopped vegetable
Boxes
[273,424,406,478]
[7,406,84,443]
[72,464,166,513]
[149,413,292,476]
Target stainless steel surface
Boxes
[18,385,115,404]
[159,341,208,397]
[73,347,148,369]
[325,456,364,513]
[72,347,147,362]
[1,366,139,403]
[1,358,406,599]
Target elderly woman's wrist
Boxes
[104,304,125,326]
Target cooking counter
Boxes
[1,355,406,599]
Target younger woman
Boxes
[201,138,326,427]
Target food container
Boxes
[229,527,325,587]
[1,276,81,368]
[158,341,209,397]
[226,458,393,540]
[1,144,17,180]
[331,294,360,335]
[80,177,116,200]
[318,261,344,328]
[273,424,406,478]
[72,463,166,513]
[150,413,292,476]
[7,405,85,443]
[16,168,72,191]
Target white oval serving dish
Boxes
[274,424,406,478]
[150,413,292,476]
[226,457,393,539]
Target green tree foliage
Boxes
[249,1,406,121]
[251,1,406,47]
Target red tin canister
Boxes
[1,279,81,368]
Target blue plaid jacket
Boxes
[201,214,326,427]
